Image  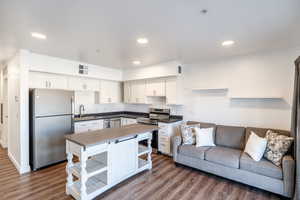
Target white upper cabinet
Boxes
[146,79,166,97]
[29,72,68,90]
[123,81,131,103]
[99,80,121,103]
[68,76,100,91]
[166,77,179,105]
[131,80,146,104]
[123,76,181,105]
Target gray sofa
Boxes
[172,121,295,198]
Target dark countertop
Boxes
[73,111,183,123]
[66,124,159,148]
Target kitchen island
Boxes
[65,124,159,200]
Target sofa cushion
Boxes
[240,153,283,180]
[178,145,211,160]
[205,146,241,168]
[245,127,290,144]
[215,125,245,149]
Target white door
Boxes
[1,77,8,148]
[109,138,137,184]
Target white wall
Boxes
[180,47,300,130]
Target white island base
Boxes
[66,131,152,200]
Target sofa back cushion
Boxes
[245,127,292,155]
[245,127,290,143]
[215,125,245,149]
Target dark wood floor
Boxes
[0,147,281,200]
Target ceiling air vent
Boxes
[79,64,88,75]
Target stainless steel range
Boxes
[137,108,170,125]
[137,108,170,152]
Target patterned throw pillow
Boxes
[181,124,200,145]
[264,130,294,166]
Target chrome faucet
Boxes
[79,104,85,117]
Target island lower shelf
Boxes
[65,125,155,200]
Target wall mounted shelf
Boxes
[191,88,228,91]
[230,96,283,100]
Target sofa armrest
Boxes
[282,155,295,197]
[172,136,182,162]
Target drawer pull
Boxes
[115,135,137,143]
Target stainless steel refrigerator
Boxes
[30,89,74,170]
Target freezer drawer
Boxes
[32,115,72,170]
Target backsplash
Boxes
[74,91,184,116]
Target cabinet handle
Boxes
[115,135,137,143]
[45,81,48,88]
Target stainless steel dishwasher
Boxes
[104,118,121,128]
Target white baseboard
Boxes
[8,151,31,174]
[0,139,7,148]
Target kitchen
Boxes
[26,52,183,200]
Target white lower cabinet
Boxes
[74,120,104,133]
[158,121,182,155]
[121,118,137,126]
[66,131,152,200]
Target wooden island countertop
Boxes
[65,124,159,148]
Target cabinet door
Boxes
[109,138,137,184]
[110,81,121,103]
[68,77,100,91]
[166,78,177,105]
[126,118,137,125]
[146,79,165,97]
[29,72,48,89]
[29,72,68,90]
[131,80,146,104]
[100,80,121,103]
[47,73,69,90]
[123,82,131,103]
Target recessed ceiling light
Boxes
[200,9,208,14]
[31,32,47,40]
[137,38,148,44]
[222,40,235,46]
[133,60,141,65]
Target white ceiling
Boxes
[0,0,300,68]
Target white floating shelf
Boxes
[192,88,228,91]
[230,96,283,100]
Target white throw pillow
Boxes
[244,131,267,161]
[195,127,215,147]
